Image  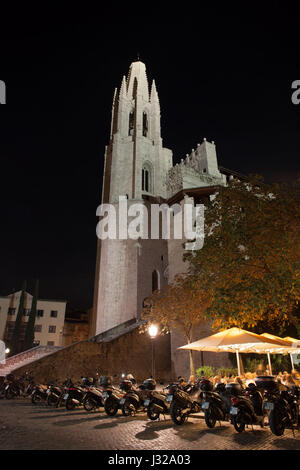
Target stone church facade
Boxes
[90,60,237,377]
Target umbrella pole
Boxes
[236,350,241,376]
[267,353,272,375]
[290,353,295,371]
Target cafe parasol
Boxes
[178,327,297,375]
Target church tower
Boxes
[90,61,173,336]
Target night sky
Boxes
[0,6,299,310]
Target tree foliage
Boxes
[185,175,300,333]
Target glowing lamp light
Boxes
[148,324,158,339]
[5,348,10,354]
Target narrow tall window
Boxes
[142,163,152,193]
[152,270,159,292]
[129,111,134,135]
[143,112,148,137]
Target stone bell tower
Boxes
[90,60,173,337]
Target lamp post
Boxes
[148,324,158,379]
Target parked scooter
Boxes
[102,376,125,416]
[230,381,266,433]
[258,375,300,436]
[120,377,155,416]
[46,381,64,406]
[202,382,235,428]
[31,382,51,404]
[144,380,187,421]
[169,378,205,425]
[63,379,89,410]
[83,377,105,411]
[5,374,25,399]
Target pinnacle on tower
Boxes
[127,61,149,101]
[119,75,127,99]
[150,79,159,104]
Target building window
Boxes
[34,324,42,332]
[142,163,152,193]
[49,325,56,333]
[143,111,148,137]
[37,310,44,317]
[8,307,16,315]
[128,111,134,135]
[50,310,58,318]
[47,341,54,346]
[23,308,31,316]
[152,270,160,292]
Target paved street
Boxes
[0,398,299,450]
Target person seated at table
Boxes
[291,370,300,385]
[212,375,222,386]
[285,374,296,387]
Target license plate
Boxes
[64,394,69,400]
[120,398,125,405]
[166,395,173,402]
[230,406,238,415]
[264,402,274,410]
[144,399,150,407]
[102,392,109,399]
[202,401,210,409]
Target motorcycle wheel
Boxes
[104,397,119,416]
[46,394,58,407]
[66,397,76,410]
[122,402,136,416]
[5,388,14,400]
[170,402,188,425]
[147,403,160,421]
[83,396,97,412]
[204,406,217,428]
[269,409,285,436]
[31,392,42,404]
[232,411,246,433]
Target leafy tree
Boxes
[141,275,212,375]
[10,280,26,355]
[24,280,39,350]
[185,176,300,333]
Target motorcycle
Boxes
[31,382,51,404]
[144,380,186,421]
[259,375,300,436]
[230,380,266,433]
[101,376,125,416]
[201,382,234,428]
[5,375,25,399]
[169,378,205,425]
[46,381,64,406]
[120,378,155,416]
[64,378,90,410]
[83,377,105,411]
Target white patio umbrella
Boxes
[261,333,300,369]
[178,327,295,376]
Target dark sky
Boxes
[0,6,299,309]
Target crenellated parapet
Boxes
[166,138,227,198]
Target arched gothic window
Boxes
[129,111,134,136]
[142,162,152,193]
[152,270,160,292]
[143,111,148,137]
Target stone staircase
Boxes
[0,345,63,377]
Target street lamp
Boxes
[5,348,10,354]
[148,324,158,379]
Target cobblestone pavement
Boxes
[0,398,299,450]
